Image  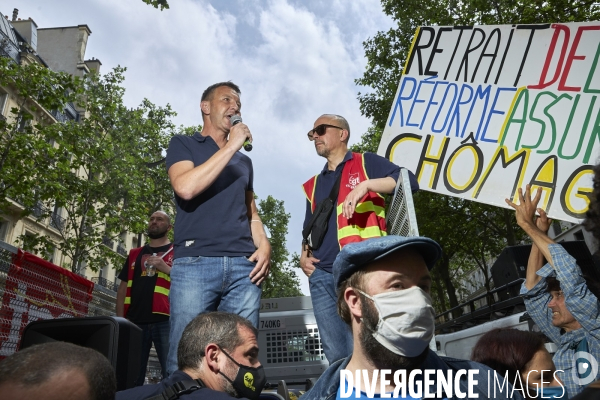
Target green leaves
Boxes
[142,0,169,10]
[257,195,303,298]
[0,57,77,213]
[2,61,177,273]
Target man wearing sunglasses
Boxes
[301,114,418,364]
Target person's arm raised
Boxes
[506,185,556,268]
[169,124,252,200]
[524,209,552,290]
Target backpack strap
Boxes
[302,171,343,250]
[145,378,205,400]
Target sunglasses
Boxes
[307,124,344,141]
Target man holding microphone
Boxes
[165,82,271,375]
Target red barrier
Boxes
[0,249,94,358]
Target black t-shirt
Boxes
[118,243,172,324]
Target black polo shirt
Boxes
[166,132,255,259]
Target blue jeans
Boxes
[167,256,262,375]
[135,320,170,386]
[309,267,353,363]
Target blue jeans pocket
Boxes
[174,256,202,265]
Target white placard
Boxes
[378,22,600,222]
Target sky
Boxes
[11,0,396,294]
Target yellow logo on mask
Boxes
[244,372,255,391]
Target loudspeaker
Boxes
[20,316,142,390]
[491,244,531,301]
[491,241,599,301]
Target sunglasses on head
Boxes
[307,124,344,141]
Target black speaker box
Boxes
[491,240,599,301]
[20,316,142,390]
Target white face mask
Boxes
[358,286,435,357]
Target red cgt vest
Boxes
[123,245,172,317]
[303,152,387,249]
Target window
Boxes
[17,112,32,132]
[117,236,127,256]
[99,265,109,280]
[552,221,563,236]
[0,91,7,118]
[0,219,9,242]
[77,258,87,276]
[45,245,56,264]
[50,204,64,231]
[22,231,36,253]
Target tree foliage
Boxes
[0,57,80,213]
[142,0,169,10]
[15,66,176,273]
[257,195,303,298]
[354,0,600,311]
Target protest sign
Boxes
[378,22,600,222]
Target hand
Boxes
[227,122,252,151]
[536,208,552,234]
[505,184,542,229]
[300,252,318,277]
[146,256,171,275]
[342,181,369,219]
[248,242,271,286]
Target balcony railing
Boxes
[49,103,78,123]
[91,276,118,292]
[64,102,79,121]
[102,236,114,249]
[50,213,66,231]
[31,201,46,218]
[116,244,127,257]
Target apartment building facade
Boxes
[0,9,141,290]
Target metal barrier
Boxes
[0,241,117,358]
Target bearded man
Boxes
[117,210,174,385]
[303,236,520,400]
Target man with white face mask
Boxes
[303,236,521,400]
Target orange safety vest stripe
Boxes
[302,153,387,250]
[123,245,172,317]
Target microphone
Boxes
[230,115,252,152]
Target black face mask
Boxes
[219,348,266,400]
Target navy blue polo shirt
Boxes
[166,132,255,259]
[303,151,417,273]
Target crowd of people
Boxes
[1,81,599,400]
